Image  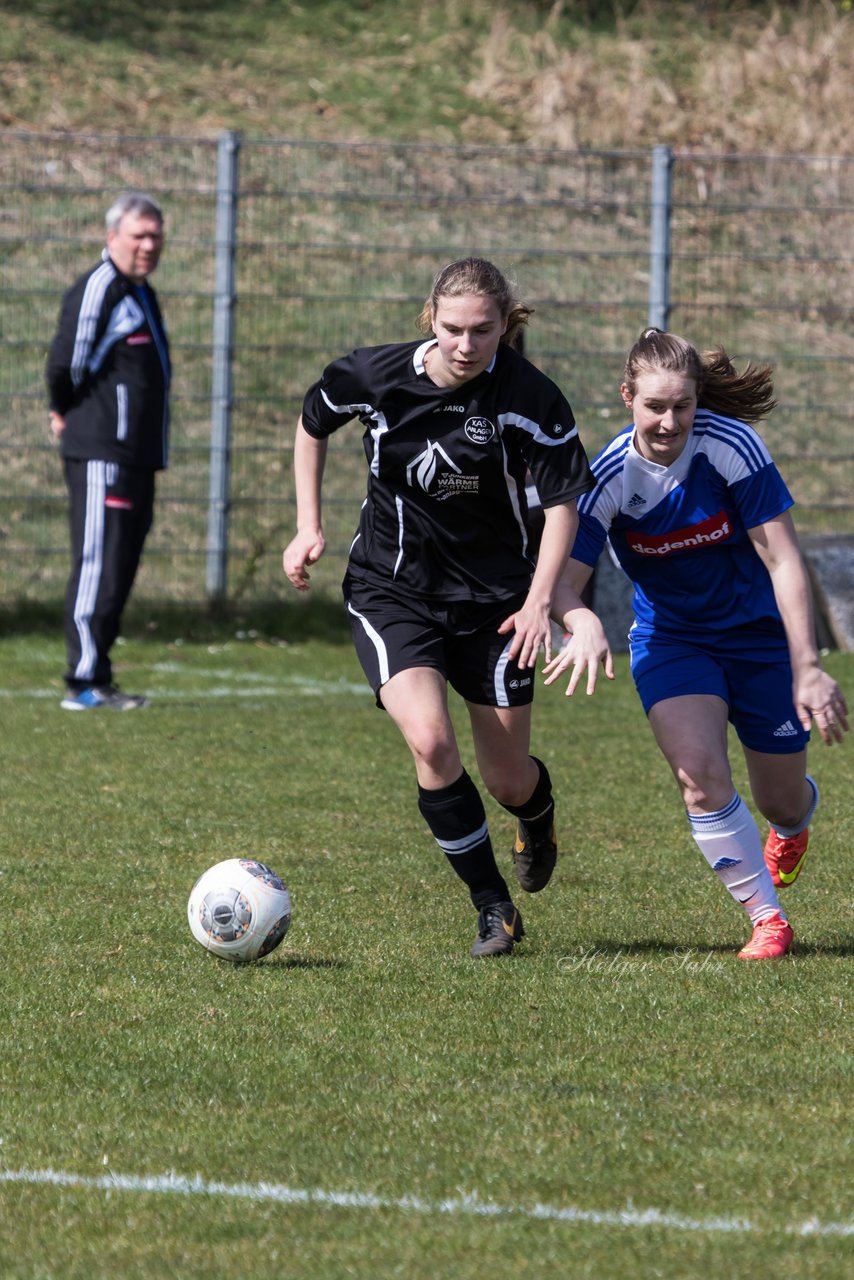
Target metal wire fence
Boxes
[1,131,852,605]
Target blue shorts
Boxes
[629,623,809,755]
[343,574,534,709]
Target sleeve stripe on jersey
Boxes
[578,433,631,516]
[320,387,377,420]
[497,410,578,447]
[317,388,389,475]
[70,261,116,387]
[693,412,770,473]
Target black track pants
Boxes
[63,458,155,691]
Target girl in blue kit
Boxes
[547,328,848,959]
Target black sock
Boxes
[417,769,510,910]
[500,756,555,833]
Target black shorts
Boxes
[343,575,535,708]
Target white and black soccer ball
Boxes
[187,858,292,962]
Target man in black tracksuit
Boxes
[46,192,171,710]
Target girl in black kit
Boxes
[284,259,612,957]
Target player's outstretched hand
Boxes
[795,667,849,745]
[497,598,553,669]
[542,610,614,696]
[283,528,326,592]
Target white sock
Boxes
[688,793,784,926]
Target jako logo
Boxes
[628,510,732,557]
[508,677,532,690]
[464,416,495,444]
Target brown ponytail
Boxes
[624,328,776,424]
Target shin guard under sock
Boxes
[417,769,510,909]
[688,792,784,925]
[500,756,555,834]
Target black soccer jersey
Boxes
[301,339,594,603]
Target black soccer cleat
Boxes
[512,820,557,893]
[470,901,524,957]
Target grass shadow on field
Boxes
[787,940,854,958]
[585,938,738,956]
[202,954,349,973]
[585,936,854,958]
[264,954,349,972]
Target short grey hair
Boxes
[105,191,164,234]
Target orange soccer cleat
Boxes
[764,827,809,889]
[737,911,794,961]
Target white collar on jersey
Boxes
[621,429,698,515]
[413,338,499,381]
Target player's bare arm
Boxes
[749,512,849,744]
[283,419,329,591]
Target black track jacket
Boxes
[46,250,171,471]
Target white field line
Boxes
[0,1167,852,1237]
[0,668,371,700]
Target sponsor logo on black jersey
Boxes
[406,439,479,501]
[464,416,495,444]
[627,509,732,556]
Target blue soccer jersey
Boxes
[572,409,795,636]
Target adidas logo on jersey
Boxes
[627,492,646,509]
[773,720,799,738]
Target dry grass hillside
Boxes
[470,2,854,152]
[0,1,852,153]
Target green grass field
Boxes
[0,610,851,1278]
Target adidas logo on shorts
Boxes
[773,719,799,737]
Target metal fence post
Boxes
[206,130,241,600]
[648,144,673,330]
